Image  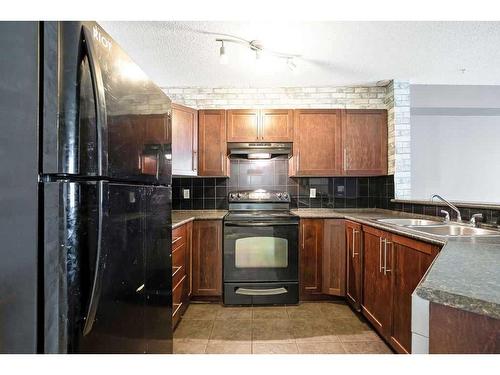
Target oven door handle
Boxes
[225,222,298,227]
[235,287,288,296]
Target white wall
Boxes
[411,85,500,204]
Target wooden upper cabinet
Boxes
[226,109,294,142]
[322,219,346,297]
[191,220,222,297]
[292,109,343,176]
[390,235,439,354]
[260,109,294,142]
[198,110,229,177]
[299,219,324,299]
[346,220,362,311]
[226,109,259,142]
[172,103,198,176]
[342,109,388,176]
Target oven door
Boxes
[223,220,299,283]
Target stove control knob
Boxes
[237,193,242,199]
[230,193,236,200]
[276,193,282,199]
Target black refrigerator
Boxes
[0,21,173,353]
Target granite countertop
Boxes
[172,210,227,229]
[292,208,500,319]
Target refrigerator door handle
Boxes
[83,26,108,176]
[82,181,107,336]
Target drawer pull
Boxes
[235,287,288,296]
[172,265,183,277]
[172,236,182,245]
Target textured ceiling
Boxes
[99,21,500,88]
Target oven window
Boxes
[235,237,288,268]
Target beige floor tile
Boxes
[337,331,383,343]
[252,319,295,343]
[330,318,372,336]
[205,341,252,354]
[286,303,323,319]
[291,319,340,343]
[174,319,213,341]
[319,302,357,319]
[252,306,288,319]
[173,339,207,354]
[210,319,252,341]
[253,343,299,354]
[341,341,393,354]
[297,342,346,354]
[182,303,221,320]
[216,306,253,320]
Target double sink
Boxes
[376,218,500,238]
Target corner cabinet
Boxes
[191,220,223,297]
[290,109,343,176]
[342,109,388,176]
[226,109,293,142]
[299,218,346,300]
[172,103,198,176]
[198,110,229,177]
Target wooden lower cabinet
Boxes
[362,226,393,337]
[192,220,223,297]
[322,219,346,296]
[389,234,439,353]
[345,220,362,310]
[299,219,347,300]
[172,222,192,328]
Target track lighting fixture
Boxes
[219,41,228,65]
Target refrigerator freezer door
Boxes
[43,181,172,353]
[42,22,171,184]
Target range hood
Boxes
[228,142,292,159]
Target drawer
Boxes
[172,241,186,269]
[172,274,187,322]
[172,224,187,250]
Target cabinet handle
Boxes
[192,150,197,171]
[352,229,359,258]
[379,237,384,273]
[343,148,347,171]
[384,241,392,275]
[221,153,224,172]
[302,223,305,248]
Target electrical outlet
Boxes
[183,189,190,199]
[309,188,316,198]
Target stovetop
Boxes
[226,190,295,221]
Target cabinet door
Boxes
[299,219,324,299]
[293,109,342,176]
[226,109,259,142]
[362,226,392,338]
[346,220,362,310]
[322,219,346,296]
[192,220,222,296]
[172,104,198,176]
[390,235,439,353]
[260,109,293,142]
[198,110,228,176]
[342,109,388,176]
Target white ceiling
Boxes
[99,21,500,88]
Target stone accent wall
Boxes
[163,86,387,109]
[163,81,411,200]
[385,81,411,199]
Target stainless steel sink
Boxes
[376,218,444,226]
[409,224,500,237]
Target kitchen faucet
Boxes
[431,194,462,222]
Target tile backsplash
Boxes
[173,158,395,210]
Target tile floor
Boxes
[173,301,393,354]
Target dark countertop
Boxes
[172,210,227,229]
[291,208,500,319]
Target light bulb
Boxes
[219,42,228,65]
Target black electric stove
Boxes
[223,190,299,305]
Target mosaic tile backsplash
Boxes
[172,158,395,210]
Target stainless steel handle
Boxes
[225,222,298,227]
[343,148,347,171]
[379,237,384,273]
[235,287,288,296]
[302,222,305,248]
[257,113,261,140]
[221,153,224,172]
[352,229,359,258]
[83,26,108,177]
[83,181,107,336]
[384,241,392,275]
[192,150,197,171]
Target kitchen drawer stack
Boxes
[172,223,191,328]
